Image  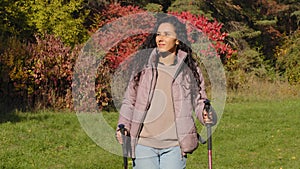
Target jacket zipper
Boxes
[171,55,187,155]
[135,64,158,143]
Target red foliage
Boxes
[93,6,235,69]
[89,4,156,109]
[96,7,235,68]
[87,4,235,109]
[91,4,155,69]
[170,11,235,59]
[0,35,80,110]
[28,34,80,109]
[90,3,145,32]
[0,3,236,111]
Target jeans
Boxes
[133,144,187,169]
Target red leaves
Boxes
[170,11,235,59]
[91,4,155,70]
[90,3,145,33]
[4,34,80,109]
[90,5,236,109]
[96,8,235,71]
[92,3,236,71]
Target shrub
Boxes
[0,37,32,110]
[0,3,236,111]
[225,48,267,90]
[276,31,300,85]
[0,35,80,110]
[88,3,155,110]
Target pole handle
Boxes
[118,124,128,169]
[204,100,213,169]
[118,124,126,135]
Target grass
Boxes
[212,99,300,169]
[1,98,300,168]
[0,111,122,169]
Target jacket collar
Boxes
[147,48,187,67]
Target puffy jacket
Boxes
[118,48,207,158]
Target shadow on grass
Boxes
[0,100,21,123]
[0,111,21,123]
[0,109,52,124]
[0,101,51,124]
[0,97,26,123]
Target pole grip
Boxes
[118,124,128,169]
[204,99,211,123]
[204,100,213,169]
[118,124,126,135]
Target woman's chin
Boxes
[157,50,171,57]
[157,48,168,52]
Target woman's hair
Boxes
[131,14,202,99]
[142,14,191,50]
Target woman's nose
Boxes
[157,35,166,41]
[158,38,164,42]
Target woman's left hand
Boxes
[203,109,217,125]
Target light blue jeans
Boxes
[133,144,187,169]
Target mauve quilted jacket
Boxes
[118,48,207,158]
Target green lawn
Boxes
[1,98,299,169]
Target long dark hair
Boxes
[130,14,202,99]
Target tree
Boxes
[196,0,300,88]
[0,0,34,42]
[276,31,300,84]
[168,0,213,19]
[21,0,89,46]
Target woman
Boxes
[116,14,215,169]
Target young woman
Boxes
[116,14,215,169]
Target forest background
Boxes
[0,0,299,112]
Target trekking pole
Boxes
[206,123,213,169]
[204,99,213,169]
[118,124,128,169]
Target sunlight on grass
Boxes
[1,98,299,168]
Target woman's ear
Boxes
[176,40,179,45]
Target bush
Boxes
[225,48,267,90]
[0,35,80,110]
[88,3,154,110]
[276,31,300,85]
[0,3,236,111]
[0,37,31,111]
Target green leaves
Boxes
[276,32,300,84]
[22,0,89,46]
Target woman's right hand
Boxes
[116,128,129,144]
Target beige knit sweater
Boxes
[138,63,180,148]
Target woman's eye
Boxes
[156,32,171,36]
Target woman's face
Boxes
[155,23,178,54]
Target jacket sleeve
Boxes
[117,75,137,132]
[194,66,208,125]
